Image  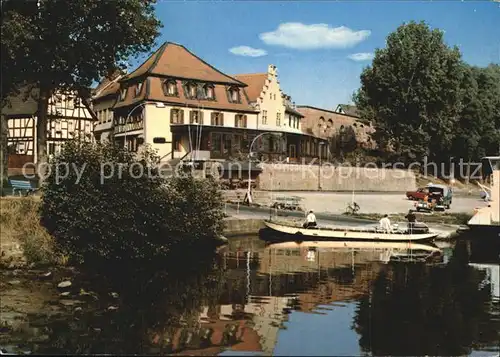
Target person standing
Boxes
[405,209,416,232]
[379,214,392,233]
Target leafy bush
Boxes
[40,140,225,294]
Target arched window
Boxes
[318,116,325,128]
[327,119,333,128]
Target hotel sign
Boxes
[114,121,143,134]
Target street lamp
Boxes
[247,131,282,203]
[123,102,165,150]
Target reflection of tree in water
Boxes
[353,241,500,356]
[36,257,228,355]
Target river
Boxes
[1,236,499,356]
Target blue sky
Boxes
[139,1,500,110]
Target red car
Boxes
[406,187,429,201]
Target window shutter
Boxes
[243,115,247,128]
[170,109,175,123]
[179,110,184,124]
[211,112,215,126]
[220,113,224,126]
[199,111,204,125]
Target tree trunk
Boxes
[0,114,9,196]
[36,87,51,185]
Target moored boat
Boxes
[263,220,438,242]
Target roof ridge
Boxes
[233,73,267,77]
[151,42,247,86]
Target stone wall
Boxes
[257,163,416,192]
[297,105,375,147]
[223,217,265,236]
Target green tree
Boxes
[1,0,161,180]
[452,64,500,162]
[354,21,465,163]
[39,140,226,348]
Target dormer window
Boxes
[135,82,143,97]
[228,87,240,103]
[162,79,178,97]
[204,84,215,100]
[120,88,127,101]
[184,82,198,99]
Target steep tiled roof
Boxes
[121,42,246,85]
[114,42,258,112]
[232,73,268,103]
[114,77,257,113]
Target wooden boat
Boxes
[263,220,438,242]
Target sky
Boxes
[135,0,500,111]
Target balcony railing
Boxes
[114,121,144,134]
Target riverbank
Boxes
[0,197,58,269]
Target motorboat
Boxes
[467,156,500,237]
[263,220,438,242]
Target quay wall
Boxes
[257,164,416,192]
[223,218,265,236]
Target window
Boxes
[318,116,325,128]
[135,82,143,97]
[162,80,178,97]
[48,143,56,155]
[262,110,267,124]
[229,87,240,103]
[276,113,281,126]
[170,108,184,124]
[120,88,127,101]
[190,110,203,124]
[235,114,247,128]
[211,133,222,153]
[204,85,215,100]
[327,119,333,128]
[270,93,272,100]
[184,82,198,99]
[211,112,224,126]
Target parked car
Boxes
[406,187,429,201]
[415,184,453,212]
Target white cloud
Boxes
[259,23,371,50]
[347,52,374,61]
[229,46,267,57]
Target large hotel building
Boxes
[92,42,329,165]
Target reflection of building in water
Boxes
[469,264,500,299]
[166,297,292,355]
[258,247,383,313]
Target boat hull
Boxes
[262,221,438,242]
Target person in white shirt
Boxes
[303,210,317,228]
[379,214,392,233]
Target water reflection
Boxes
[1,238,499,356]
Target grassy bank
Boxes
[0,197,60,267]
[345,211,472,225]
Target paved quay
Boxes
[250,191,484,215]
